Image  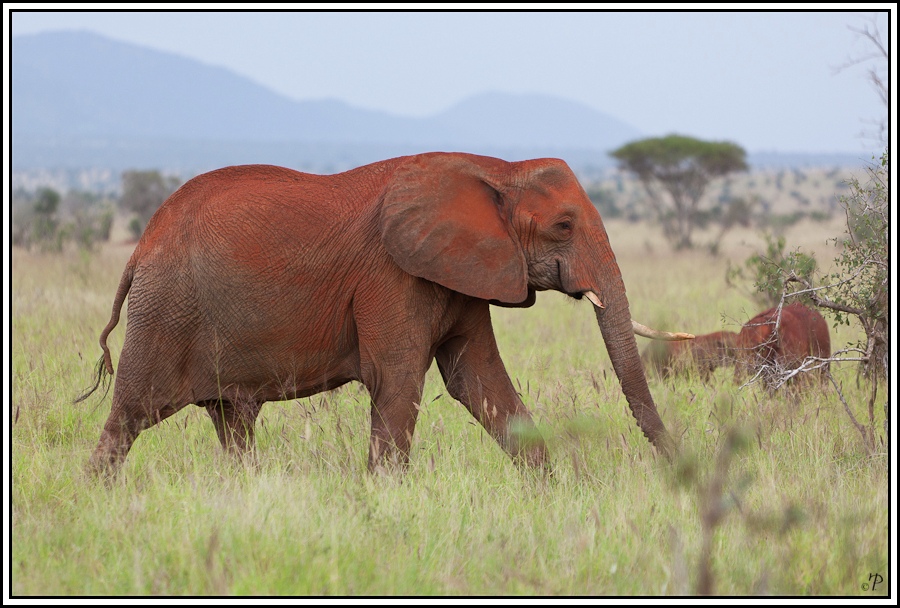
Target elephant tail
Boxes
[74,262,135,404]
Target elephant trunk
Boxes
[593,286,677,460]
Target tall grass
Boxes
[10,220,888,596]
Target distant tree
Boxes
[584,185,621,219]
[63,191,115,250]
[13,187,118,252]
[11,192,32,248]
[610,134,748,249]
[12,190,45,250]
[32,187,65,251]
[726,232,817,308]
[120,170,181,239]
[707,194,759,256]
[34,187,61,215]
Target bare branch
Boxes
[831,17,888,144]
[825,370,875,455]
[783,271,869,317]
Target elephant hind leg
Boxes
[88,398,185,480]
[201,397,263,459]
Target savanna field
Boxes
[11,207,889,596]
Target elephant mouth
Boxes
[556,260,602,307]
[563,289,605,309]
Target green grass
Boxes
[10,221,889,596]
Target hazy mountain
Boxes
[11,30,412,144]
[431,92,642,150]
[12,30,642,170]
[12,30,868,182]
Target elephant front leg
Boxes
[201,397,263,460]
[362,368,427,473]
[435,324,549,470]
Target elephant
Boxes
[642,330,738,380]
[76,152,695,478]
[734,302,831,387]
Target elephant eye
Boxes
[556,220,573,234]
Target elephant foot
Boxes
[367,434,413,475]
[86,443,128,484]
[504,416,549,470]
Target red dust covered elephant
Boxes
[735,302,831,386]
[77,152,694,478]
[643,330,739,379]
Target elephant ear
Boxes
[379,154,528,303]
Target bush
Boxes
[65,192,116,251]
[11,188,116,252]
[726,232,817,309]
[731,148,888,454]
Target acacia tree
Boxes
[610,134,748,249]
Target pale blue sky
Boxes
[7,6,894,154]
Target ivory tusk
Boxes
[587,290,692,340]
[584,291,605,309]
[632,320,695,341]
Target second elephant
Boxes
[735,302,831,386]
[643,330,739,380]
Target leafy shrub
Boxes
[11,187,116,252]
[726,232,817,308]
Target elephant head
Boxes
[380,153,685,458]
